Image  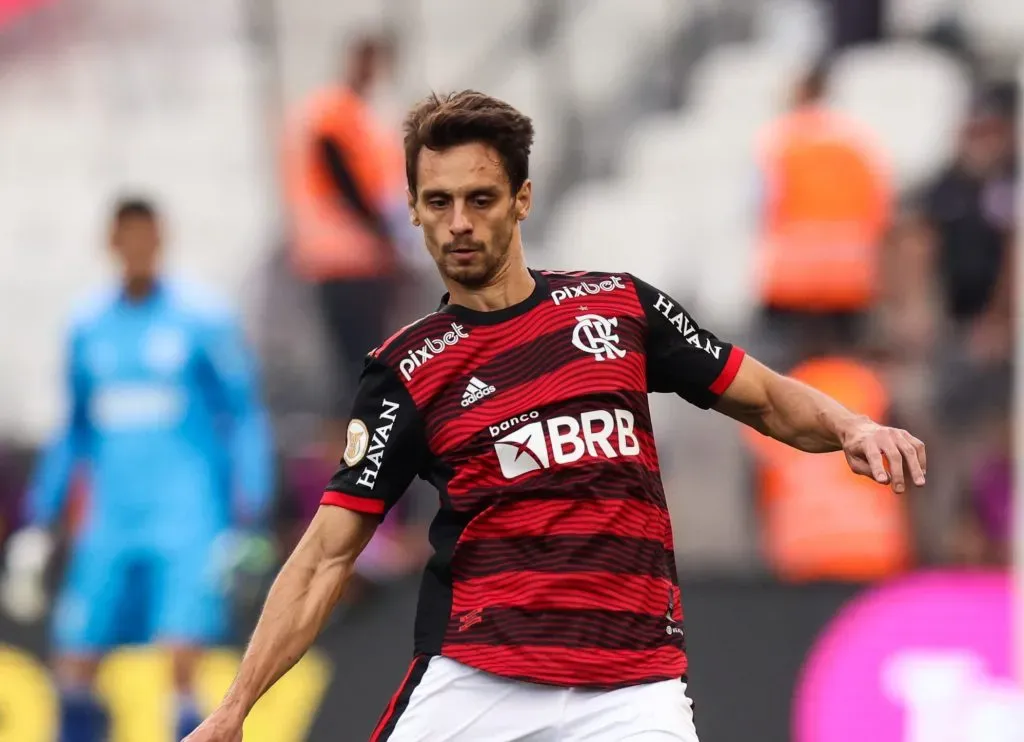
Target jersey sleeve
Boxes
[631,275,746,409]
[25,324,91,527]
[198,311,274,526]
[321,358,428,516]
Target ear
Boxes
[514,180,532,222]
[407,189,420,227]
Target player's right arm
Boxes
[188,357,427,740]
[205,506,377,733]
[24,324,91,527]
[1,323,91,622]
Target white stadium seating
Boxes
[959,0,1024,60]
[552,0,696,115]
[829,42,969,189]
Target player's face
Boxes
[410,142,530,288]
[110,215,162,283]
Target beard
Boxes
[436,222,514,288]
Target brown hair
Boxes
[403,90,535,196]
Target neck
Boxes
[123,276,156,303]
[444,240,534,313]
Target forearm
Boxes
[25,433,79,527]
[220,517,363,718]
[746,373,866,453]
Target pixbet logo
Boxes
[572,314,627,362]
[491,409,640,479]
[551,276,626,306]
[399,322,469,381]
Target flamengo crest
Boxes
[572,314,627,362]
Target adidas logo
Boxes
[461,377,496,408]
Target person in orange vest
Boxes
[283,32,411,418]
[742,355,912,582]
[753,61,893,369]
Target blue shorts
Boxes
[52,530,228,653]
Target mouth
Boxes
[446,243,484,264]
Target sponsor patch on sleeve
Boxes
[343,419,370,467]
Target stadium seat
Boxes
[553,0,695,114]
[486,54,563,192]
[543,180,694,295]
[959,0,1024,59]
[885,0,956,36]
[829,42,969,189]
[414,0,532,90]
[751,0,830,63]
[620,111,757,181]
[273,0,394,102]
[617,161,759,331]
[686,43,808,130]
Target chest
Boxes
[411,300,650,462]
[81,318,197,387]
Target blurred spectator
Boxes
[826,0,884,49]
[752,61,893,370]
[888,83,1016,372]
[282,32,409,418]
[949,417,1011,567]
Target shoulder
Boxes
[369,310,463,364]
[163,279,237,329]
[67,285,119,334]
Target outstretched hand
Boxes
[841,418,927,493]
[180,707,243,742]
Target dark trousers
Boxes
[317,276,395,416]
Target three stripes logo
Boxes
[460,377,496,408]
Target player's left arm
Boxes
[631,274,926,494]
[200,311,274,525]
[714,355,926,492]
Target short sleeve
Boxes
[631,275,746,409]
[321,359,429,516]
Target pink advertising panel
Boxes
[0,0,52,27]
[795,571,1021,742]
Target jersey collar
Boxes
[437,269,550,326]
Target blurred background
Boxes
[0,0,1019,740]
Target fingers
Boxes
[909,432,927,478]
[878,433,905,493]
[862,439,890,485]
[897,430,927,487]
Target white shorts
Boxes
[372,655,699,741]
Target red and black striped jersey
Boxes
[322,269,745,689]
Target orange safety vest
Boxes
[743,357,910,582]
[282,87,406,281]
[756,107,892,312]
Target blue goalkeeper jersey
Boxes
[25,279,273,547]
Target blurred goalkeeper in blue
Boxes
[0,197,275,742]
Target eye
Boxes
[471,195,493,208]
[426,197,449,209]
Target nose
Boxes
[450,202,472,236]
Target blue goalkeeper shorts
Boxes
[52,528,228,652]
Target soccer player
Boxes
[0,198,273,742]
[185,92,926,742]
